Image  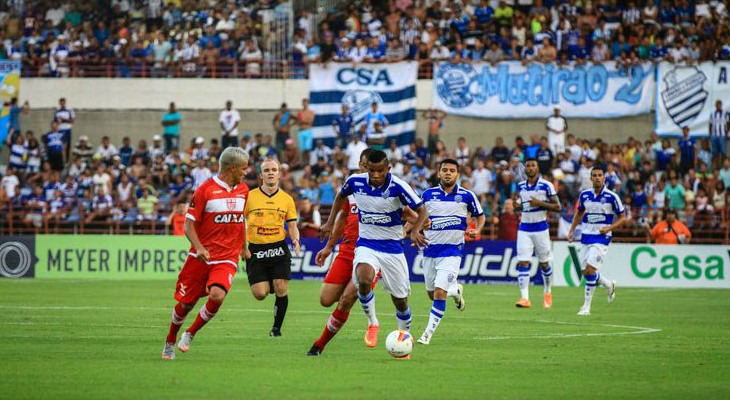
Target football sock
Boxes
[314,308,350,349]
[583,273,597,309]
[517,265,530,299]
[358,291,379,326]
[542,265,553,294]
[166,303,191,343]
[597,271,611,290]
[425,299,446,335]
[396,306,412,331]
[186,299,221,336]
[273,295,289,331]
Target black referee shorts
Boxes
[246,240,292,286]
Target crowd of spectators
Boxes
[3,1,730,79]
[1,95,729,243]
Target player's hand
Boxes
[293,240,302,257]
[195,247,210,263]
[315,246,332,266]
[319,221,333,241]
[526,198,543,208]
[567,230,574,243]
[423,218,431,230]
[240,247,251,260]
[466,229,478,239]
[410,230,429,248]
[599,227,611,235]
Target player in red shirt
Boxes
[162,147,250,360]
[307,149,418,356]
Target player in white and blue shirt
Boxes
[514,159,561,309]
[568,166,625,316]
[416,159,484,345]
[322,149,429,336]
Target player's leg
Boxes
[179,264,236,351]
[270,278,289,337]
[418,257,458,345]
[247,255,271,301]
[383,252,412,332]
[515,230,533,307]
[594,246,616,303]
[308,282,357,356]
[163,256,206,359]
[319,283,346,307]
[536,230,554,309]
[579,264,598,316]
[353,247,382,347]
[318,250,353,307]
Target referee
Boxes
[243,158,301,337]
[709,100,730,166]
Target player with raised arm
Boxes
[415,158,485,345]
[319,150,429,358]
[568,166,624,316]
[513,158,561,309]
[243,158,301,337]
[162,147,249,359]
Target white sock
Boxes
[597,271,612,290]
[425,299,446,336]
[358,291,379,326]
[395,307,412,331]
[517,265,530,299]
[583,273,597,309]
[542,265,553,294]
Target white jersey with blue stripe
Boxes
[54,107,75,131]
[577,186,625,245]
[422,184,483,258]
[517,177,557,232]
[340,172,423,254]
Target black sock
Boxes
[273,295,288,330]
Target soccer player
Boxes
[243,158,301,336]
[320,150,429,353]
[162,147,249,360]
[416,158,484,345]
[307,149,376,355]
[514,158,561,309]
[567,166,624,316]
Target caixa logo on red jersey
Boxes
[214,213,245,223]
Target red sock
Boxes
[314,308,350,349]
[166,303,191,343]
[186,299,222,336]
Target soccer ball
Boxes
[385,329,414,358]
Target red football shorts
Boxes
[323,243,380,288]
[174,255,237,303]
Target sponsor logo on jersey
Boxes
[256,227,281,236]
[430,216,463,230]
[586,214,607,224]
[360,213,392,225]
[214,213,245,224]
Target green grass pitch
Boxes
[1,279,729,400]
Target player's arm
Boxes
[409,204,430,247]
[315,209,346,266]
[184,219,209,262]
[599,213,626,235]
[287,220,301,257]
[320,188,348,240]
[240,218,250,260]
[567,208,584,243]
[467,214,486,239]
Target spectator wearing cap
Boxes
[191,137,209,162]
[429,40,450,60]
[219,100,241,150]
[546,105,568,156]
[149,135,166,160]
[71,135,94,166]
[161,102,181,152]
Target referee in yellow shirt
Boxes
[243,158,301,337]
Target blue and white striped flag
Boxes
[308,62,418,147]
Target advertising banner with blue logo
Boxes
[292,238,545,285]
[433,61,654,119]
[655,61,730,136]
[308,62,417,147]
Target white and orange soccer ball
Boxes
[385,329,414,358]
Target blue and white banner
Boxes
[308,62,417,147]
[291,238,546,285]
[655,61,730,136]
[433,61,655,119]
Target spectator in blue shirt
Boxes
[651,37,669,61]
[5,97,29,146]
[678,126,696,175]
[42,121,67,172]
[161,102,182,152]
[332,104,354,148]
[474,0,495,25]
[118,137,134,167]
[568,36,590,65]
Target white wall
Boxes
[22,78,435,110]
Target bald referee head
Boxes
[260,158,281,190]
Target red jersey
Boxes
[186,176,249,264]
[342,195,359,245]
